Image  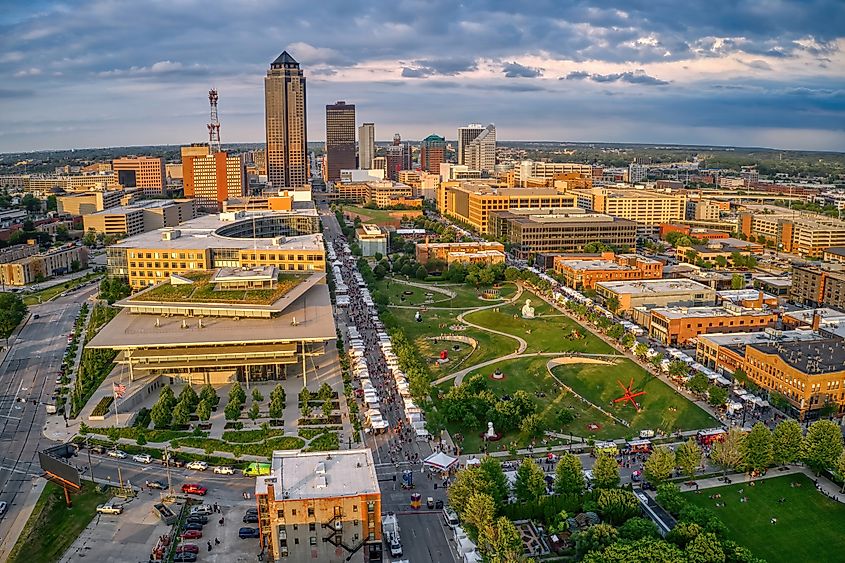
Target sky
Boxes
[0,0,844,153]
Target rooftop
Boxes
[448,184,566,197]
[87,199,191,216]
[700,328,820,349]
[559,259,633,272]
[651,305,776,320]
[824,247,845,257]
[128,271,306,306]
[597,278,713,295]
[783,308,845,326]
[717,289,778,302]
[255,449,379,500]
[750,338,845,375]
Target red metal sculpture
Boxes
[613,378,646,411]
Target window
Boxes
[294,538,299,545]
[309,537,317,546]
[291,509,296,516]
[352,505,358,512]
[307,507,314,517]
[277,509,284,518]
[309,523,315,531]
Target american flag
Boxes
[113,383,127,398]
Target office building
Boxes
[0,242,88,286]
[739,206,845,257]
[3,173,121,197]
[658,224,730,241]
[385,134,411,181]
[341,170,385,183]
[356,224,388,257]
[105,211,325,289]
[265,51,308,188]
[553,254,663,290]
[57,190,133,215]
[459,124,496,174]
[696,329,820,379]
[325,101,356,181]
[790,264,845,309]
[254,449,382,562]
[646,305,777,345]
[512,161,594,188]
[419,134,446,173]
[83,199,196,237]
[571,188,687,226]
[627,161,647,184]
[675,239,757,267]
[112,157,166,196]
[358,123,375,170]
[490,208,636,257]
[416,241,505,265]
[439,183,577,234]
[595,278,716,313]
[182,146,247,211]
[823,247,845,263]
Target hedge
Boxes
[91,396,114,417]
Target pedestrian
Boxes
[215,537,220,546]
[208,541,213,551]
[219,517,224,526]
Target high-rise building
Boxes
[182,145,246,211]
[461,124,496,174]
[457,124,485,166]
[265,51,308,189]
[628,160,647,183]
[385,134,411,180]
[419,134,446,173]
[358,122,375,169]
[325,101,356,181]
[112,157,166,196]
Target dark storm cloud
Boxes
[502,62,542,78]
[0,0,843,151]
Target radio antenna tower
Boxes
[207,88,221,153]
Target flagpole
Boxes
[113,385,119,426]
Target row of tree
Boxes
[438,374,540,438]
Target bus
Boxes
[243,462,271,477]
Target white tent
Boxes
[424,451,458,471]
[465,458,481,467]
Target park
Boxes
[375,273,717,453]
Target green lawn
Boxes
[552,359,716,436]
[22,272,102,306]
[684,474,845,563]
[465,289,615,354]
[377,278,517,309]
[8,481,111,563]
[342,206,420,226]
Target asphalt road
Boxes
[0,285,98,550]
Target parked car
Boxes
[107,450,127,459]
[213,466,235,475]
[180,529,203,540]
[145,480,167,490]
[190,504,213,515]
[0,501,6,516]
[182,522,204,532]
[173,553,198,563]
[187,514,209,525]
[96,503,123,515]
[242,512,259,523]
[132,453,152,464]
[186,461,208,471]
[181,484,207,496]
[90,444,106,454]
[175,543,200,554]
[239,527,260,539]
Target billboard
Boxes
[38,443,81,488]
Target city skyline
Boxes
[0,0,843,153]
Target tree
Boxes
[669,360,689,379]
[228,381,246,406]
[711,428,745,475]
[46,194,57,211]
[172,400,191,427]
[675,438,703,479]
[373,264,387,279]
[448,467,493,515]
[634,343,648,358]
[299,386,312,408]
[478,457,510,509]
[199,384,219,406]
[687,373,710,395]
[707,386,728,407]
[667,521,702,548]
[159,386,176,410]
[415,265,428,280]
[644,446,676,485]
[504,267,520,281]
[82,229,97,247]
[714,255,728,269]
[514,458,547,503]
[731,274,745,290]
[519,413,543,438]
[656,483,686,515]
[575,523,618,558]
[0,292,27,338]
[605,295,621,313]
[802,419,844,474]
[461,492,495,537]
[480,516,524,563]
[321,399,333,419]
[583,538,685,563]
[742,422,773,474]
[196,399,211,421]
[771,419,803,466]
[178,385,199,411]
[373,252,383,262]
[251,388,264,402]
[150,399,172,428]
[597,488,641,525]
[686,532,725,563]
[618,517,660,541]
[269,385,286,419]
[592,452,620,489]
[224,400,241,421]
[317,382,333,401]
[554,453,586,495]
[248,402,260,423]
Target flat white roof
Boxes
[255,449,379,500]
[597,278,712,295]
[699,329,820,348]
[652,306,775,320]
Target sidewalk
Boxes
[0,477,45,561]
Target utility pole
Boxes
[86,436,95,484]
[164,445,173,494]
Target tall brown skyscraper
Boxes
[265,51,308,188]
[325,101,356,181]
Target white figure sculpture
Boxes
[521,298,535,319]
[486,421,496,439]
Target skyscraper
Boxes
[385,133,411,181]
[465,124,496,174]
[265,51,308,188]
[182,146,246,212]
[419,134,446,173]
[325,101,356,181]
[457,124,485,166]
[358,122,375,169]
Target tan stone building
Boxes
[57,190,135,215]
[113,156,166,196]
[571,188,687,226]
[83,199,196,237]
[255,449,382,562]
[553,253,663,290]
[0,243,89,286]
[416,241,505,265]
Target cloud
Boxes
[284,42,352,66]
[14,68,42,77]
[502,61,542,78]
[741,59,773,70]
[561,69,669,85]
[400,58,477,78]
[98,61,210,77]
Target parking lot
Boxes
[58,489,263,562]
